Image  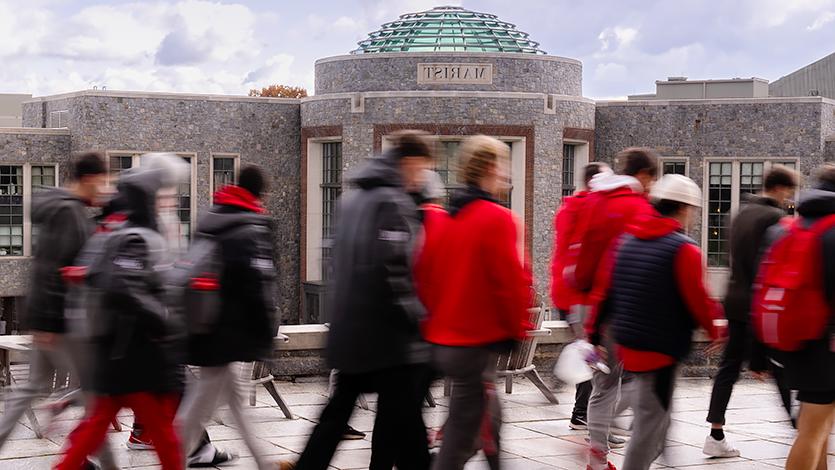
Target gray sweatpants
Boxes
[433,345,501,470]
[0,339,118,469]
[622,366,677,470]
[177,363,269,470]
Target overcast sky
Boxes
[2,0,835,99]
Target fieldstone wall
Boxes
[0,129,73,296]
[23,92,303,324]
[301,93,595,306]
[315,53,582,96]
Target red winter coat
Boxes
[550,191,591,311]
[419,190,532,347]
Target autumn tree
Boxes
[248,85,308,98]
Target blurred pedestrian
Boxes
[284,131,433,470]
[0,152,115,469]
[54,157,187,470]
[420,135,532,470]
[176,165,277,470]
[703,165,799,457]
[753,164,835,470]
[578,148,658,470]
[592,174,725,470]
[550,162,609,432]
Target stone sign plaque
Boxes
[417,63,493,84]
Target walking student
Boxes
[420,135,532,470]
[176,165,277,470]
[577,148,658,470]
[753,164,835,470]
[550,162,608,431]
[285,131,434,470]
[703,165,799,457]
[593,174,725,470]
[54,158,188,470]
[0,152,114,469]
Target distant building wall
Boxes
[0,94,32,127]
[771,52,835,99]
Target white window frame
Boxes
[305,138,341,282]
[209,153,241,193]
[0,163,59,258]
[48,110,69,128]
[562,139,591,195]
[105,151,197,240]
[701,157,800,268]
[659,157,689,176]
[381,135,528,216]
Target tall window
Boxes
[739,162,764,197]
[0,166,23,256]
[661,161,687,176]
[562,144,576,197]
[707,162,732,267]
[109,155,133,181]
[437,141,461,206]
[177,156,192,245]
[212,157,236,191]
[321,142,342,280]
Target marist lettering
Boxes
[418,63,493,84]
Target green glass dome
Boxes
[352,5,546,54]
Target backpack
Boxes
[562,191,627,292]
[751,214,835,351]
[65,225,167,340]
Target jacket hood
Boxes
[449,185,498,217]
[196,205,270,236]
[31,187,84,225]
[110,167,168,231]
[348,152,403,190]
[797,189,835,218]
[626,213,681,240]
[213,185,265,214]
[590,172,645,194]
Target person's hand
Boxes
[32,331,58,350]
[751,370,770,382]
[706,336,726,356]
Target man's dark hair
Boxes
[389,130,435,161]
[583,162,606,188]
[72,152,106,180]
[653,198,687,217]
[616,147,659,177]
[238,164,268,198]
[764,165,799,191]
[815,163,835,192]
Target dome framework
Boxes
[352,5,546,55]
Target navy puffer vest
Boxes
[610,231,697,360]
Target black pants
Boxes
[295,364,430,470]
[573,380,592,420]
[707,319,793,425]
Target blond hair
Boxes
[457,135,510,187]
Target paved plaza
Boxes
[0,373,829,469]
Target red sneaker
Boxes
[586,463,617,470]
[126,431,154,450]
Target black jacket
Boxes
[90,169,183,395]
[766,189,835,392]
[25,188,94,333]
[187,203,277,366]
[724,195,784,323]
[325,154,428,374]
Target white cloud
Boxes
[598,26,639,51]
[243,54,297,87]
[808,11,835,29]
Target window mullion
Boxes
[22,165,31,257]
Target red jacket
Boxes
[550,191,591,311]
[585,214,724,371]
[420,197,532,347]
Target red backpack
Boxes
[562,190,633,293]
[752,214,835,351]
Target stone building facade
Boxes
[0,5,833,330]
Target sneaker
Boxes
[607,434,626,449]
[702,435,740,458]
[342,425,366,440]
[188,444,238,468]
[81,459,102,470]
[586,463,617,470]
[126,432,154,451]
[569,416,588,430]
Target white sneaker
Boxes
[703,435,741,458]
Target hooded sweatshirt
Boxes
[187,186,277,367]
[25,187,95,333]
[325,153,429,374]
[587,213,722,372]
[550,190,592,311]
